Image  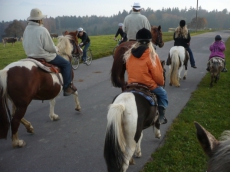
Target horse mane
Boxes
[57,35,73,61]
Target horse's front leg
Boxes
[49,99,60,121]
[168,65,172,86]
[178,66,183,80]
[183,65,188,80]
[73,91,81,111]
[21,118,34,133]
[134,132,143,158]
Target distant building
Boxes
[168,28,175,32]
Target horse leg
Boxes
[21,118,34,133]
[210,75,214,87]
[11,106,27,148]
[49,99,60,121]
[154,119,161,139]
[183,65,188,80]
[73,91,81,111]
[134,132,143,158]
[168,65,172,86]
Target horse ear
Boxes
[158,25,161,30]
[194,121,219,158]
[63,31,68,35]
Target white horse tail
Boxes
[170,49,180,86]
[104,103,126,172]
[0,69,10,139]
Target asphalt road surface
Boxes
[0,30,229,172]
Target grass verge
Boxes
[141,38,230,172]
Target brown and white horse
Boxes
[0,34,81,148]
[111,26,164,92]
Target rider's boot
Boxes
[63,83,76,96]
[158,106,167,124]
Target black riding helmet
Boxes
[136,28,152,44]
[215,35,222,41]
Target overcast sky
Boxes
[0,0,229,22]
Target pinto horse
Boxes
[208,57,224,87]
[194,121,230,172]
[111,26,164,91]
[167,46,189,87]
[0,34,81,148]
[104,91,161,172]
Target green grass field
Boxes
[141,38,230,172]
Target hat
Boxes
[136,28,152,43]
[118,23,123,27]
[179,20,186,27]
[215,35,222,41]
[27,8,47,21]
[132,2,142,10]
[77,27,84,32]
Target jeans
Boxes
[49,55,72,89]
[151,86,168,108]
[186,46,196,67]
[82,42,90,61]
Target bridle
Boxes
[152,27,163,47]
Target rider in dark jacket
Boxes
[77,27,90,63]
[114,23,127,44]
[173,20,197,68]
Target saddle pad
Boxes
[130,90,156,106]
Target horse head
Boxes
[151,25,164,48]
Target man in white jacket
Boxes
[23,8,76,96]
[123,2,151,41]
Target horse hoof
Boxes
[13,140,26,148]
[129,158,135,165]
[135,151,142,158]
[169,83,172,86]
[75,108,81,112]
[26,128,34,134]
[183,77,186,80]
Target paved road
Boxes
[0,30,229,172]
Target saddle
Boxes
[166,48,189,67]
[125,83,158,106]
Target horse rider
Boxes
[23,8,77,96]
[124,28,168,124]
[77,27,90,64]
[173,20,197,68]
[207,35,227,72]
[123,2,151,41]
[114,23,127,44]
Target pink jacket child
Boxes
[209,35,226,59]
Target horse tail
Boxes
[111,46,127,88]
[170,50,180,86]
[0,70,11,139]
[104,103,126,172]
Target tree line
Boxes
[0,6,229,41]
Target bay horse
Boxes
[111,25,164,91]
[207,57,224,87]
[104,91,161,172]
[0,34,81,148]
[167,46,189,87]
[194,121,230,172]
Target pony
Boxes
[194,121,230,172]
[167,46,189,87]
[111,26,164,92]
[207,57,224,87]
[0,34,81,148]
[104,92,161,172]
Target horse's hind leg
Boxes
[154,119,161,139]
[73,91,81,111]
[21,118,34,133]
[49,99,60,121]
[11,106,27,147]
[134,132,143,158]
[183,66,188,80]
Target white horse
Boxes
[104,92,161,172]
[168,46,189,87]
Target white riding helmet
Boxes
[77,27,84,32]
[118,23,123,27]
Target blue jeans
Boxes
[49,55,72,89]
[82,42,90,61]
[186,46,195,67]
[151,86,168,108]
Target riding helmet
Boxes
[77,27,84,32]
[215,35,222,41]
[136,28,152,43]
[118,23,123,27]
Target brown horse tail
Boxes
[111,46,127,88]
[0,70,11,139]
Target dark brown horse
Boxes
[0,33,81,148]
[111,26,164,91]
[194,121,230,172]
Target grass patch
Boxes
[142,38,230,172]
[0,30,209,69]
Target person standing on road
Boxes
[173,20,197,68]
[77,27,90,64]
[123,2,151,41]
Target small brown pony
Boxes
[111,26,164,91]
[0,32,81,148]
[194,121,230,171]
